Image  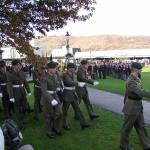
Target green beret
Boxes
[0,60,5,67]
[80,60,88,65]
[67,63,76,69]
[11,59,21,66]
[47,61,57,68]
[131,62,143,70]
[55,62,59,66]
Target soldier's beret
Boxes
[55,62,59,66]
[47,61,57,68]
[11,59,21,66]
[0,60,5,67]
[80,60,88,65]
[67,63,76,69]
[131,62,143,70]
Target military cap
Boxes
[47,61,57,68]
[67,63,76,69]
[0,60,5,67]
[55,62,59,66]
[80,60,88,65]
[131,62,143,70]
[11,59,21,66]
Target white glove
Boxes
[10,98,15,103]
[19,132,23,140]
[78,82,86,87]
[51,99,58,106]
[93,81,99,86]
[0,93,3,98]
[56,87,61,91]
[28,93,32,96]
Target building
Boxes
[1,47,25,60]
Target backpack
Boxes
[1,119,23,150]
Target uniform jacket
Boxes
[32,69,41,87]
[56,70,64,90]
[123,74,150,115]
[40,72,60,105]
[63,71,78,102]
[76,67,94,95]
[6,70,31,99]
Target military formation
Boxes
[0,59,99,138]
[1,58,150,150]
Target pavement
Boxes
[88,87,150,125]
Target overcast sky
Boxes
[48,0,150,36]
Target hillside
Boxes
[34,35,150,52]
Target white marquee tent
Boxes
[74,49,150,59]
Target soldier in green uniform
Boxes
[120,62,150,150]
[32,65,42,120]
[76,60,99,120]
[40,61,63,138]
[6,59,31,129]
[0,60,12,118]
[62,62,90,130]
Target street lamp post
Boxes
[65,31,72,64]
[65,31,70,54]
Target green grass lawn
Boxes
[21,106,150,150]
[0,83,150,150]
[91,67,150,95]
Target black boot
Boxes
[63,125,71,131]
[120,146,134,150]
[52,128,63,136]
[46,132,56,139]
[81,124,91,129]
[90,114,99,120]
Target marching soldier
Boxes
[6,59,31,129]
[62,62,90,130]
[0,60,12,119]
[76,60,99,120]
[32,65,42,120]
[120,62,150,150]
[40,61,63,138]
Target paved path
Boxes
[88,87,150,125]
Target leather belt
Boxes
[128,96,142,100]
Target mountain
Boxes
[34,35,150,52]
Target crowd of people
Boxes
[86,61,131,80]
[0,58,150,150]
